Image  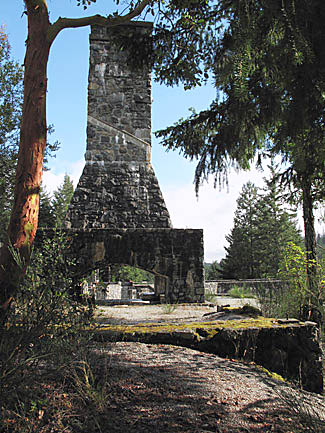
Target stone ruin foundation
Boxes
[64,23,205,303]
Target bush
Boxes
[204,290,218,304]
[0,231,93,414]
[161,303,178,314]
[256,242,324,330]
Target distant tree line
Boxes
[38,175,75,231]
[205,166,304,281]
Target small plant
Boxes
[69,361,107,413]
[257,242,325,331]
[0,230,94,428]
[205,290,218,303]
[228,285,255,299]
[161,303,178,314]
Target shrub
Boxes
[161,303,178,314]
[256,242,324,330]
[0,231,93,411]
[204,290,218,303]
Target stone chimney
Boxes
[66,23,172,229]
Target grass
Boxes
[161,303,178,314]
[204,290,218,303]
[0,344,114,433]
[227,285,255,299]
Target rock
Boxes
[203,304,262,320]
[94,319,324,394]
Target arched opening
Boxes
[80,263,167,304]
[38,228,205,304]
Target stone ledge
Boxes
[93,318,324,394]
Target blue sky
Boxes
[3,0,309,262]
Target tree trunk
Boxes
[301,178,318,304]
[0,0,151,325]
[0,1,50,324]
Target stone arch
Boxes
[53,228,204,303]
[58,22,205,303]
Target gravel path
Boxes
[94,298,259,325]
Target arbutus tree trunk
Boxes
[0,1,51,324]
[0,0,152,325]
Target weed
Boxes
[228,285,255,299]
[161,303,178,314]
[205,290,218,303]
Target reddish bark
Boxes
[0,0,151,324]
[0,1,51,323]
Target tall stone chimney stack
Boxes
[66,23,172,230]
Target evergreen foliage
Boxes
[155,1,325,198]
[37,175,74,229]
[51,174,74,228]
[204,261,221,280]
[0,27,23,244]
[255,164,303,277]
[38,186,56,229]
[220,173,302,279]
[110,264,154,283]
[0,26,22,147]
[220,182,260,279]
[154,0,325,295]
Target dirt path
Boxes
[89,341,325,433]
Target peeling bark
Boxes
[0,1,50,323]
[0,0,152,324]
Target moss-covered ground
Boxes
[96,316,305,340]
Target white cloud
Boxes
[42,159,84,196]
[162,168,267,262]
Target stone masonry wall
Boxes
[66,23,171,229]
[96,320,323,394]
[205,279,288,295]
[37,228,205,304]
[63,23,205,303]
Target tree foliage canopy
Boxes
[220,171,302,280]
[0,28,23,243]
[153,0,325,296]
[0,26,22,149]
[155,0,325,196]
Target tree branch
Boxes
[48,0,152,44]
